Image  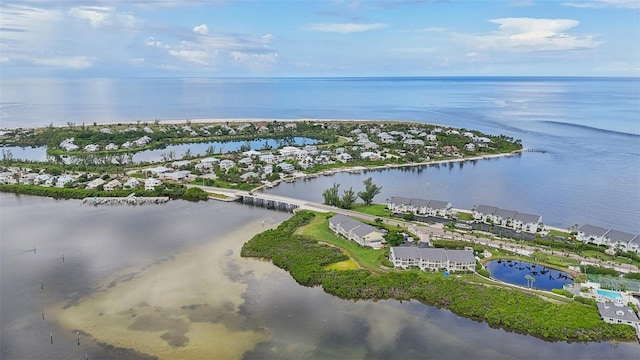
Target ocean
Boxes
[1,77,640,359]
[2,76,638,232]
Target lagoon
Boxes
[485,260,573,291]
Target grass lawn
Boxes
[456,212,474,221]
[324,258,359,270]
[548,229,570,238]
[295,214,387,273]
[351,203,392,218]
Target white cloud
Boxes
[129,57,145,64]
[306,22,388,34]
[562,0,640,8]
[68,6,137,28]
[467,17,601,52]
[169,49,212,65]
[147,27,277,71]
[193,24,209,35]
[68,6,111,27]
[33,56,92,69]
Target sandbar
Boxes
[52,217,284,360]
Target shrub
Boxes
[552,289,574,298]
[574,296,597,307]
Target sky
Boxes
[0,0,639,78]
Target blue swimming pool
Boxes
[597,289,623,300]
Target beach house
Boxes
[328,214,386,249]
[144,178,162,191]
[577,224,611,246]
[597,302,640,329]
[386,197,453,217]
[473,205,542,233]
[389,247,476,272]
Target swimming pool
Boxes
[597,289,623,300]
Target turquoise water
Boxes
[597,289,623,300]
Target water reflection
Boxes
[486,260,573,291]
[1,194,638,359]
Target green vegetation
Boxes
[357,177,382,206]
[351,203,392,217]
[294,213,387,273]
[0,183,207,202]
[456,212,474,221]
[581,265,620,277]
[384,230,406,247]
[242,211,637,343]
[624,272,640,280]
[552,289,575,298]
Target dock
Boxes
[82,195,169,206]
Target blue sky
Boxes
[1,0,638,77]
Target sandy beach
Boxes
[52,217,285,360]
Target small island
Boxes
[0,119,521,199]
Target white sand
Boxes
[52,217,283,360]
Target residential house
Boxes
[473,205,499,222]
[597,302,640,328]
[359,151,380,160]
[386,197,453,217]
[389,247,475,272]
[195,162,214,172]
[171,160,191,168]
[162,171,192,182]
[144,178,163,191]
[34,174,52,185]
[473,205,541,233]
[19,173,38,185]
[243,150,262,157]
[279,146,299,157]
[277,162,295,173]
[104,179,122,191]
[145,166,172,176]
[605,229,640,251]
[86,178,106,189]
[0,172,14,184]
[336,153,353,163]
[219,159,236,171]
[121,141,134,149]
[84,144,100,152]
[464,143,476,151]
[513,212,542,233]
[240,172,259,182]
[259,154,277,164]
[56,176,75,188]
[328,214,386,249]
[134,136,152,147]
[238,157,253,166]
[386,196,413,213]
[123,178,140,189]
[577,224,610,246]
[200,157,220,164]
[60,138,79,151]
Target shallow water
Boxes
[2,194,639,359]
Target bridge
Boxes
[186,185,328,213]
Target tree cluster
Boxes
[322,177,382,209]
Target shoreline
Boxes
[2,117,437,130]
